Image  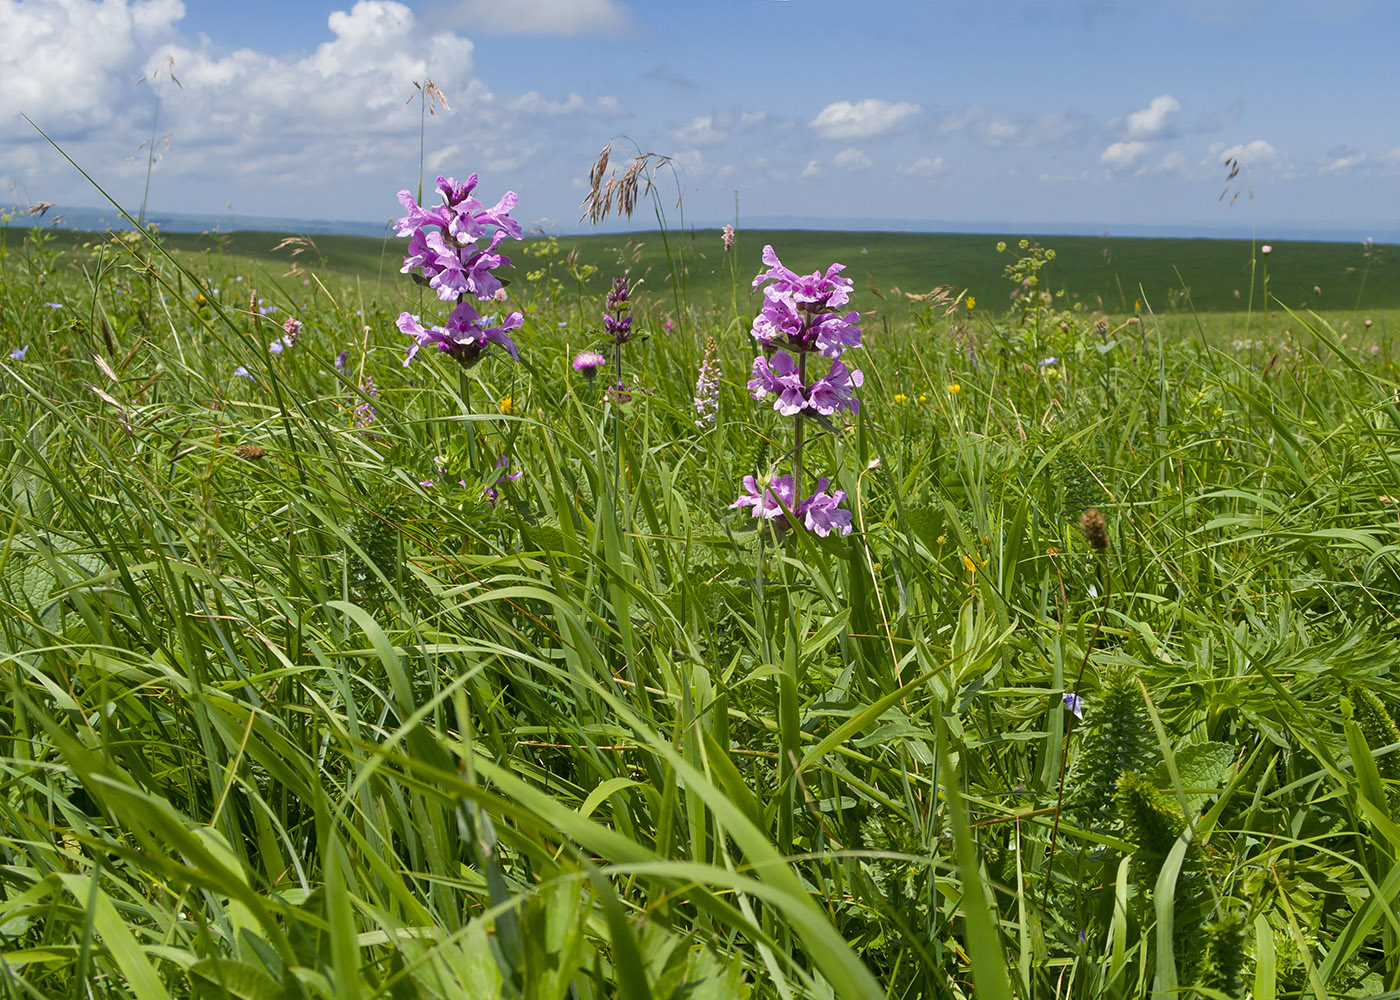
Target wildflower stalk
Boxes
[793,350,807,502]
[1042,509,1114,907]
[459,365,475,469]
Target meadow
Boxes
[2,199,1400,1000]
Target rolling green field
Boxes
[9,222,1400,320]
[3,218,1400,998]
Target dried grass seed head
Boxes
[1080,507,1110,550]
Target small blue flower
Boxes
[1062,692,1084,719]
[233,365,253,379]
[43,302,62,310]
[9,346,28,360]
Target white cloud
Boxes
[670,111,768,147]
[672,115,724,146]
[1122,95,1180,139]
[1100,141,1149,170]
[1322,152,1366,173]
[833,147,873,170]
[898,156,945,176]
[801,159,822,178]
[431,0,629,35]
[941,107,1088,149]
[507,92,624,117]
[1218,139,1279,165]
[810,99,920,140]
[1,0,185,130]
[1154,151,1188,174]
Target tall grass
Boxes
[1,220,1399,998]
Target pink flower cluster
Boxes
[734,245,860,537]
[731,475,853,538]
[395,174,524,368]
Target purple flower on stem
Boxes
[573,350,607,376]
[799,479,854,537]
[606,275,630,310]
[1063,692,1084,719]
[604,313,634,344]
[334,350,349,370]
[355,376,378,429]
[395,175,523,244]
[605,381,649,405]
[748,352,863,416]
[484,455,522,504]
[43,302,62,310]
[233,365,253,379]
[399,302,522,368]
[694,336,720,428]
[730,474,853,536]
[731,474,798,522]
[282,317,302,342]
[750,245,861,358]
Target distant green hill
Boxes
[8,225,1396,315]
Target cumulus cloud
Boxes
[1101,141,1149,170]
[898,156,945,176]
[833,147,873,170]
[1,0,185,131]
[940,107,1087,148]
[507,92,624,117]
[1322,151,1366,173]
[429,0,629,35]
[1217,139,1279,165]
[810,99,921,140]
[1,0,634,222]
[801,159,822,178]
[1154,150,1188,174]
[670,110,767,148]
[1121,94,1180,139]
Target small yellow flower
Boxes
[918,394,927,403]
[947,383,961,394]
[498,396,514,414]
[893,393,909,404]
[936,535,947,545]
[996,241,1007,253]
[966,296,976,310]
[962,553,977,573]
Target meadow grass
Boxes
[10,223,1400,320]
[1,221,1400,999]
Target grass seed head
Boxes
[1080,507,1109,550]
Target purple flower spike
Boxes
[798,477,854,537]
[399,303,522,369]
[731,474,854,536]
[806,358,864,415]
[731,474,798,522]
[604,313,634,343]
[753,244,853,310]
[748,352,807,416]
[748,353,863,416]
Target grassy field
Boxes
[2,218,1400,998]
[9,222,1400,320]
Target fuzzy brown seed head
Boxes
[1080,507,1109,550]
[234,444,267,461]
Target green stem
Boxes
[459,368,475,469]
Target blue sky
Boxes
[2,0,1397,238]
